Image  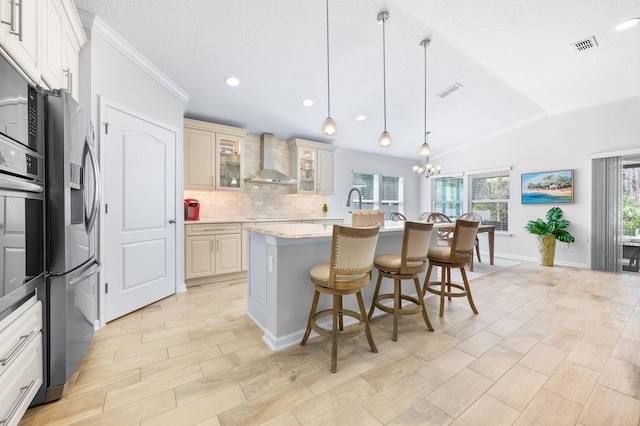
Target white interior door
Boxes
[103,104,177,322]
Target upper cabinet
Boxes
[287,138,336,195]
[184,118,247,191]
[0,0,85,98]
[40,0,84,97]
[0,0,39,81]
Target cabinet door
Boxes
[63,29,80,97]
[184,127,215,189]
[185,236,215,279]
[215,233,241,274]
[297,147,317,193]
[317,149,334,195]
[215,133,243,191]
[40,0,65,90]
[2,0,39,81]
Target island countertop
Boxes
[241,221,405,239]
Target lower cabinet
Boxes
[187,219,345,283]
[0,296,43,426]
[185,223,242,281]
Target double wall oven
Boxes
[0,56,45,321]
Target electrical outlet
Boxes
[560,242,569,249]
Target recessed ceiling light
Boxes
[225,77,240,87]
[355,115,367,121]
[302,99,314,107]
[615,18,640,31]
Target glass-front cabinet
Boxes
[287,138,336,194]
[184,118,246,191]
[297,148,316,192]
[216,134,243,190]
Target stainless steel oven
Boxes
[0,134,45,320]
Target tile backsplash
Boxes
[184,134,327,220]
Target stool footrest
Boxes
[372,294,423,316]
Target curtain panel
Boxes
[591,156,622,272]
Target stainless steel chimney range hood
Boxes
[245,133,297,184]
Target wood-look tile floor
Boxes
[19,262,640,425]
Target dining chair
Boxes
[300,224,381,373]
[389,212,407,221]
[418,211,431,221]
[368,221,434,341]
[422,219,480,317]
[425,212,454,246]
[458,212,482,269]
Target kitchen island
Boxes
[243,222,407,351]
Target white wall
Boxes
[425,95,640,267]
[80,32,185,130]
[328,149,421,223]
[78,14,187,326]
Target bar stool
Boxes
[423,219,480,317]
[368,221,434,341]
[426,212,454,246]
[300,224,380,373]
[458,211,482,271]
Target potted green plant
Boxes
[525,206,575,266]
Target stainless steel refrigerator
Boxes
[39,89,101,403]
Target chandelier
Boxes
[413,38,442,178]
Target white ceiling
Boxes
[74,0,640,161]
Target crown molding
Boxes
[77,10,189,105]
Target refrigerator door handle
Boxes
[84,136,102,234]
[69,258,102,287]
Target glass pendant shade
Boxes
[419,141,431,157]
[379,131,392,147]
[322,117,337,136]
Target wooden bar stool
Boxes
[422,219,480,317]
[368,221,434,341]
[300,224,380,373]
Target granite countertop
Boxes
[185,217,343,225]
[242,221,405,239]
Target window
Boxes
[432,176,463,217]
[352,171,404,217]
[623,163,640,236]
[469,169,510,232]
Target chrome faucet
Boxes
[346,188,363,212]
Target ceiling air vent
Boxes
[571,36,598,53]
[437,83,463,99]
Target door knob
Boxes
[169,219,177,224]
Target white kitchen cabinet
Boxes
[287,138,336,195]
[39,0,83,97]
[0,0,39,81]
[184,119,246,191]
[0,295,43,426]
[1,0,84,97]
[185,223,242,281]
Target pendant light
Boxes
[321,0,337,136]
[377,11,392,147]
[413,38,442,178]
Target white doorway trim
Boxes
[97,96,185,328]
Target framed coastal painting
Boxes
[521,169,573,204]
